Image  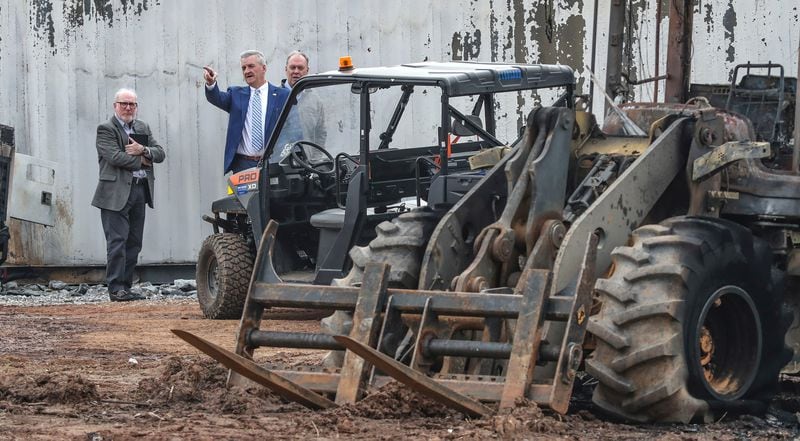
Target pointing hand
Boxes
[203,66,217,86]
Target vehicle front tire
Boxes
[196,233,253,319]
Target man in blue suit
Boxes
[204,50,290,174]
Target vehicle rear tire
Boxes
[196,233,253,319]
[587,216,791,423]
[321,208,441,365]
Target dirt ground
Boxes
[1,298,799,440]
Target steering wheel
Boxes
[289,140,335,176]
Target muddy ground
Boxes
[1,298,800,440]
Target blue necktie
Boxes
[250,89,263,152]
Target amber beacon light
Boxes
[338,56,354,71]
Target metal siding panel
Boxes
[692,0,799,83]
[1,0,797,265]
[8,153,58,226]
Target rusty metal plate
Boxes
[692,141,770,181]
[172,329,336,410]
[334,335,492,418]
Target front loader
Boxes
[176,59,798,423]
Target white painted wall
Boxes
[0,0,797,265]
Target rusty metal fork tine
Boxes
[333,335,493,418]
[172,329,336,410]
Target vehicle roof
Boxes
[299,61,575,96]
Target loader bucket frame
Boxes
[176,219,598,416]
[173,61,615,416]
[175,111,709,417]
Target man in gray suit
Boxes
[92,88,166,301]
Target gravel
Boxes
[0,279,199,306]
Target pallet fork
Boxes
[174,220,598,417]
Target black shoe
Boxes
[109,290,145,302]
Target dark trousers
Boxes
[230,154,260,173]
[101,182,147,292]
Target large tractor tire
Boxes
[321,208,441,365]
[587,216,792,423]
[335,208,440,289]
[196,233,254,319]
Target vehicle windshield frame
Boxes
[264,76,446,161]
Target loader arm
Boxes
[420,106,576,293]
[552,116,692,292]
[424,105,694,298]
[516,116,696,382]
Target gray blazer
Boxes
[91,116,166,211]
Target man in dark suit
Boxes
[92,88,166,302]
[203,50,291,174]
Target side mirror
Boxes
[452,115,483,137]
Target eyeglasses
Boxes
[115,102,138,108]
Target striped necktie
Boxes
[250,89,263,151]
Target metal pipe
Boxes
[425,339,512,359]
[539,345,561,363]
[424,339,561,362]
[247,328,566,364]
[247,330,342,350]
[624,74,668,86]
[604,0,626,114]
[254,282,578,320]
[665,0,693,103]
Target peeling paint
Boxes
[451,29,481,61]
[512,0,527,63]
[530,2,553,63]
[625,0,650,96]
[63,0,86,29]
[3,0,799,266]
[528,2,586,66]
[557,15,586,71]
[489,0,499,61]
[703,2,714,33]
[93,0,115,27]
[30,0,56,54]
[39,0,158,51]
[723,0,737,63]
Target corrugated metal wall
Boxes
[0,0,797,266]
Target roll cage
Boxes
[259,62,576,232]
